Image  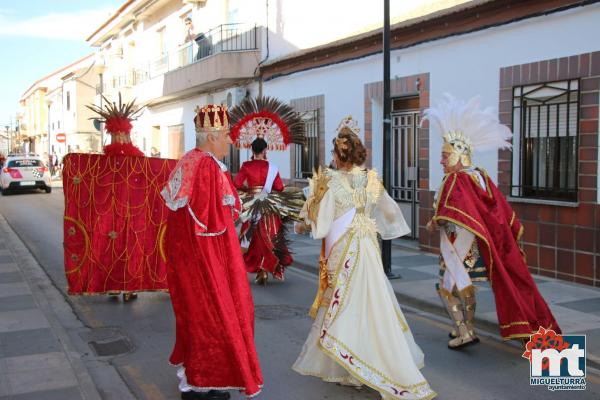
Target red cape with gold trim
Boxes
[63,153,176,294]
[433,169,561,339]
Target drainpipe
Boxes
[256,0,269,97]
[382,0,399,279]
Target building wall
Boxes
[264,0,471,61]
[497,52,600,286]
[260,3,600,284]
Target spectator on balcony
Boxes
[180,17,196,66]
[183,17,195,43]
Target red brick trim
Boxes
[499,51,600,286]
[363,73,434,246]
[262,0,589,81]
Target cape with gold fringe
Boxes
[433,169,561,340]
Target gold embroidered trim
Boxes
[320,334,436,399]
[499,321,531,329]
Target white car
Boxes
[0,154,52,195]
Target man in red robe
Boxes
[424,95,560,349]
[234,138,293,284]
[161,105,263,399]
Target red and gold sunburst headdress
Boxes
[228,96,305,151]
[194,104,229,133]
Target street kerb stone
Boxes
[0,271,25,284]
[0,386,83,400]
[0,328,62,358]
[0,294,37,313]
[3,353,78,395]
[0,213,103,400]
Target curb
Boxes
[291,257,600,372]
[0,214,102,400]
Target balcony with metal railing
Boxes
[157,23,261,98]
[149,23,259,78]
[95,70,149,95]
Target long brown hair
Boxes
[332,131,366,166]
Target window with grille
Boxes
[294,110,319,179]
[511,80,579,202]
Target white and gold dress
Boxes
[293,167,436,400]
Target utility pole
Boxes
[4,124,9,154]
[382,0,399,279]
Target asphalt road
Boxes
[1,188,599,400]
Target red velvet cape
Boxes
[163,150,263,396]
[63,153,175,294]
[433,169,561,339]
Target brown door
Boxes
[168,125,184,159]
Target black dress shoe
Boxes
[206,390,231,400]
[180,390,230,400]
[181,391,200,400]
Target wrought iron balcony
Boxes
[96,70,149,94]
[148,23,258,78]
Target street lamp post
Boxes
[46,99,52,167]
[5,124,10,154]
[382,0,399,279]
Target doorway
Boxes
[391,96,420,239]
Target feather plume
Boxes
[422,93,512,153]
[229,95,306,150]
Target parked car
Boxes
[0,154,52,195]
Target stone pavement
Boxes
[288,232,600,369]
[0,214,102,400]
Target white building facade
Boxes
[260,0,600,286]
[89,0,600,286]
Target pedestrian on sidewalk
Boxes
[424,94,561,349]
[293,116,436,400]
[161,105,263,400]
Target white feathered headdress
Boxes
[422,94,512,167]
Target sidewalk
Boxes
[0,214,102,400]
[288,232,600,368]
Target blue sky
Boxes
[0,1,124,128]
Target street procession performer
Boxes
[63,95,174,301]
[229,96,305,285]
[424,94,561,349]
[293,116,436,400]
[161,105,263,400]
[87,93,145,157]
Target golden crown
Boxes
[194,104,229,133]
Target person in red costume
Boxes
[423,94,560,349]
[86,94,145,302]
[234,138,293,284]
[161,105,263,400]
[87,94,144,157]
[228,96,306,286]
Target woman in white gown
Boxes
[293,119,436,400]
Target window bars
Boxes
[295,110,319,179]
[511,79,579,201]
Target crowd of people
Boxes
[66,94,561,400]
